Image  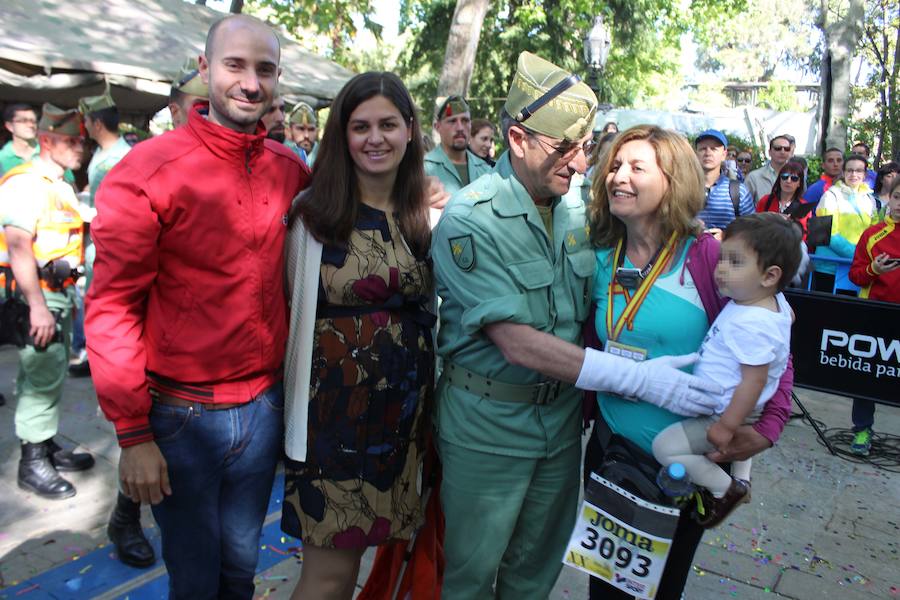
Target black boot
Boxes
[45,438,95,472]
[18,441,76,500]
[108,492,156,568]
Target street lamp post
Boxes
[583,15,611,99]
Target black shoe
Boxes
[18,441,76,500]
[0,392,5,406]
[45,438,95,472]
[108,492,156,568]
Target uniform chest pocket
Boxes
[565,249,595,321]
[507,257,554,329]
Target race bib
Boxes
[563,473,679,599]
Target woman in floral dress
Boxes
[282,72,434,599]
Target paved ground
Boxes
[0,344,898,599]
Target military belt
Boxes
[441,361,570,406]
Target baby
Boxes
[653,213,801,528]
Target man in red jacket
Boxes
[85,14,309,599]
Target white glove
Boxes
[576,348,723,417]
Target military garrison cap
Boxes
[171,57,208,98]
[38,103,83,137]
[505,52,597,142]
[78,85,116,115]
[435,95,470,121]
[288,102,316,126]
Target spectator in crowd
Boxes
[695,129,754,231]
[736,149,754,176]
[851,141,878,189]
[468,117,496,166]
[424,95,491,198]
[168,57,208,129]
[1,104,39,175]
[86,15,309,598]
[745,134,796,203]
[848,177,900,455]
[287,102,318,166]
[261,95,286,143]
[756,161,811,236]
[281,70,434,600]
[873,161,899,209]
[584,125,793,600]
[803,147,843,205]
[811,153,882,292]
[602,121,618,134]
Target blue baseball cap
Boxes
[694,129,728,148]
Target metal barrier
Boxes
[806,254,859,294]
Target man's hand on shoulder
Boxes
[427,176,450,210]
[120,441,171,505]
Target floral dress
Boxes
[281,204,435,549]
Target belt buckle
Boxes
[533,380,561,405]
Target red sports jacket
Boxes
[850,216,900,303]
[86,105,310,447]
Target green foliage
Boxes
[692,0,821,82]
[396,0,702,122]
[247,0,380,64]
[851,0,900,163]
[757,80,800,111]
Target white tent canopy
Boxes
[0,0,354,117]
[598,107,819,156]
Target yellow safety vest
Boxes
[0,162,84,291]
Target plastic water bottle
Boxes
[656,463,695,497]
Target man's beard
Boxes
[267,129,285,143]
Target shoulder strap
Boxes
[686,234,727,324]
[729,179,741,217]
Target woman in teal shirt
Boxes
[583,125,794,599]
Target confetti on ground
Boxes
[14,584,39,596]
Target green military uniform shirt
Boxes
[424,144,492,198]
[86,136,131,206]
[431,151,596,458]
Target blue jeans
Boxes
[150,382,284,600]
[851,398,875,432]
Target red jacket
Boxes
[850,216,900,303]
[755,194,811,240]
[86,105,310,447]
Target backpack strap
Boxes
[729,179,741,217]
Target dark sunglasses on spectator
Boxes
[737,157,752,163]
[780,173,801,182]
[772,144,792,152]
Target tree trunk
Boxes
[890,3,900,162]
[435,0,491,103]
[817,0,865,154]
[229,0,243,13]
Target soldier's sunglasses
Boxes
[529,134,596,159]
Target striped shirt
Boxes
[697,171,754,229]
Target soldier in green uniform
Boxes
[79,87,132,210]
[432,52,721,598]
[78,89,154,569]
[424,95,492,197]
[168,57,209,129]
[0,104,95,500]
[286,101,318,166]
[70,88,132,370]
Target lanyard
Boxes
[606,231,678,342]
